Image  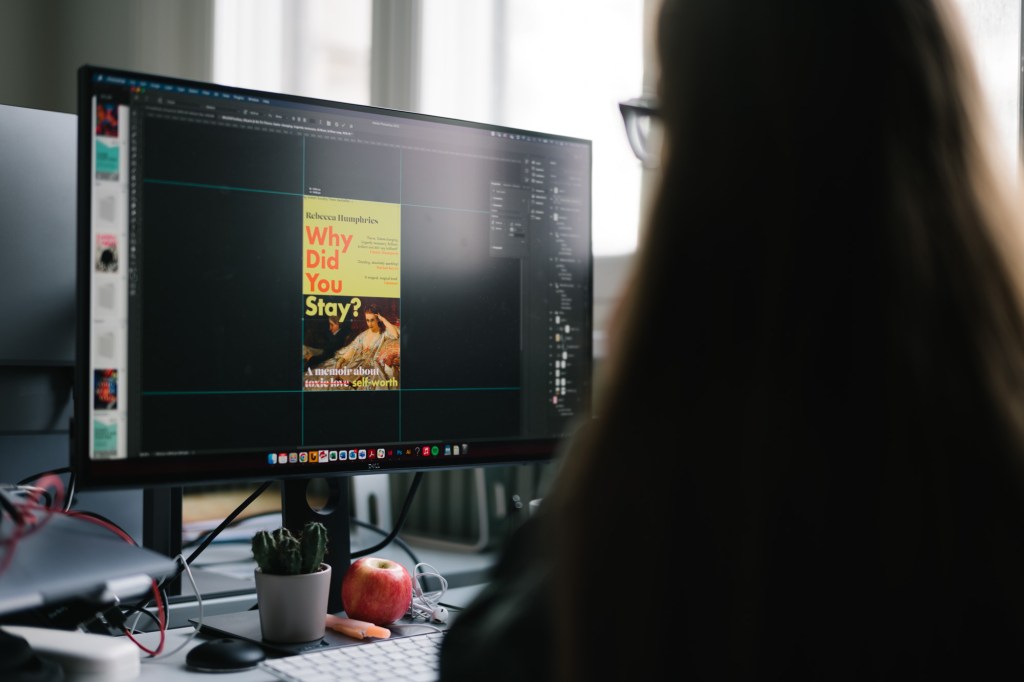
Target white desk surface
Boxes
[130,521,493,682]
[131,583,484,681]
[135,626,277,681]
[12,523,497,679]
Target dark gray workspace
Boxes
[2,1,1023,681]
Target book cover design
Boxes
[94,102,120,181]
[95,233,118,272]
[92,418,118,459]
[301,196,401,391]
[96,102,118,138]
[94,368,118,409]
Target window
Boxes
[419,0,646,257]
[214,0,645,258]
[210,0,1018,355]
[951,0,1021,173]
[213,0,372,106]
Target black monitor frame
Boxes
[72,65,593,611]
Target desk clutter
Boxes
[193,609,445,657]
[0,624,145,681]
[187,610,447,681]
[0,483,178,681]
[0,483,178,624]
[260,629,445,682]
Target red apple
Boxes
[341,557,413,625]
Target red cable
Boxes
[0,476,65,576]
[2,483,169,656]
[121,579,166,656]
[58,509,169,655]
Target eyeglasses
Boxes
[619,97,662,169]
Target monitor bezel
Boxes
[71,64,593,492]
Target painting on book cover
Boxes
[303,296,400,391]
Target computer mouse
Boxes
[185,637,267,672]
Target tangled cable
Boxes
[409,562,449,623]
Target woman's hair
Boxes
[546,1,1024,678]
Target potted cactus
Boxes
[252,522,328,575]
[251,521,332,643]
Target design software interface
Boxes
[82,68,593,479]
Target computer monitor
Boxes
[0,102,145,544]
[71,65,593,610]
[0,103,77,440]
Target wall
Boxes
[0,0,214,113]
[0,0,212,543]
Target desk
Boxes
[130,525,492,680]
[130,584,485,681]
[134,627,276,682]
[2,521,495,679]
[162,524,498,630]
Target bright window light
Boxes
[213,0,371,105]
[213,0,645,256]
[420,0,645,256]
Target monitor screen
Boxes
[72,65,593,495]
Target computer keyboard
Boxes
[260,630,445,682]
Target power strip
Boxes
[0,625,140,681]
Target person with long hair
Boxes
[440,1,1024,679]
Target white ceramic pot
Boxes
[254,563,332,643]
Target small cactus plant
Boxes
[252,521,328,575]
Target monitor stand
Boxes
[142,475,354,634]
[143,477,350,613]
[281,477,351,615]
[186,478,371,652]
[142,487,183,595]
